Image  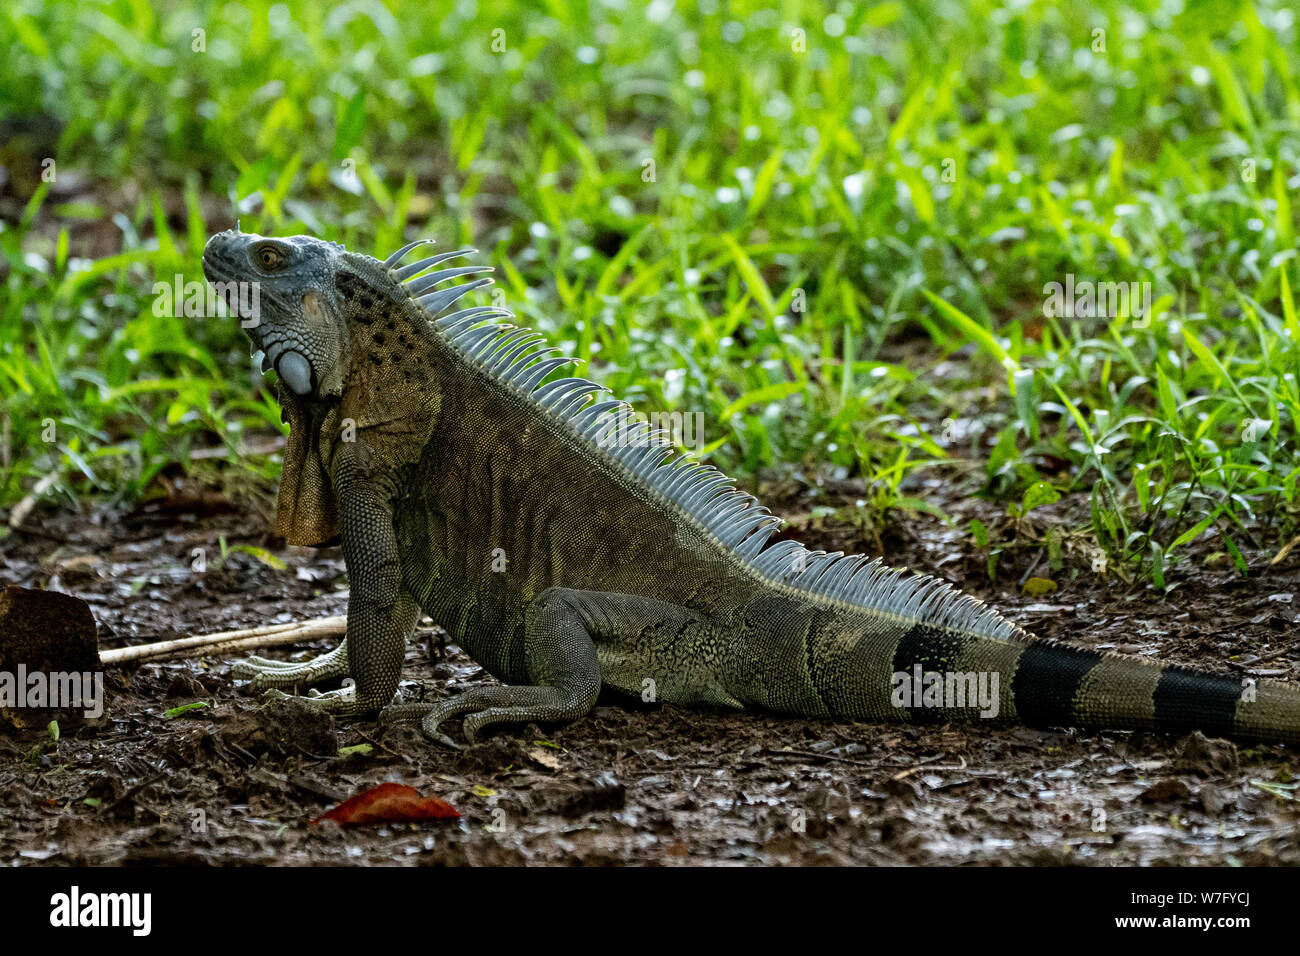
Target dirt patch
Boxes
[1,488,1298,866]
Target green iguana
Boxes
[201,229,1300,748]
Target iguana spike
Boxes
[710,510,754,546]
[813,555,867,599]
[645,457,687,494]
[458,325,509,358]
[572,399,622,432]
[489,331,543,369]
[489,334,546,374]
[474,328,521,362]
[533,378,581,405]
[622,444,660,474]
[897,576,947,620]
[417,278,494,316]
[847,559,888,602]
[392,248,477,281]
[406,266,493,297]
[751,540,804,576]
[551,382,605,417]
[710,497,755,527]
[382,238,434,269]
[717,513,770,548]
[497,345,558,382]
[637,446,674,474]
[678,474,731,510]
[734,519,781,559]
[660,461,709,498]
[586,412,620,446]
[435,306,509,334]
[515,357,574,392]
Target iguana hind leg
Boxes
[382,587,697,745]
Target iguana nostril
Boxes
[277,350,313,395]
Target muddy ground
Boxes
[1,478,1298,866]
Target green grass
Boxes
[2,0,1300,588]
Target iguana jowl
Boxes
[202,229,1300,748]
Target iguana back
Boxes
[202,230,1300,748]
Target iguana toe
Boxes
[234,655,299,673]
[379,695,489,745]
[462,707,501,743]
[379,702,433,724]
[232,659,272,679]
[417,702,473,748]
[232,644,352,690]
[421,722,461,750]
[255,685,376,718]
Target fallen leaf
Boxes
[162,701,209,718]
[312,782,459,827]
[528,747,562,770]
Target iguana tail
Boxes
[810,621,1300,746]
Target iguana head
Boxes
[203,229,493,546]
[202,230,351,400]
[203,229,350,546]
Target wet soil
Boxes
[1,482,1298,866]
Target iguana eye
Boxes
[254,244,287,270]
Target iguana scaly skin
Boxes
[202,230,1300,748]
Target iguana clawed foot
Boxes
[380,685,590,747]
[235,640,386,717]
[257,685,377,717]
[380,701,461,749]
[232,641,351,690]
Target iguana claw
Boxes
[380,701,461,749]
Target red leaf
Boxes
[312,782,460,827]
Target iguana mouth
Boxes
[274,349,314,396]
[245,335,317,398]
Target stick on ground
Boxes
[99,616,347,665]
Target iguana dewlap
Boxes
[201,230,1300,748]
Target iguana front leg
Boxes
[382,587,694,745]
[233,449,418,717]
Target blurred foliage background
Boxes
[1,0,1299,587]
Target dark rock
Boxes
[1175,731,1238,777]
[218,696,337,757]
[0,585,100,731]
[1139,777,1191,803]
